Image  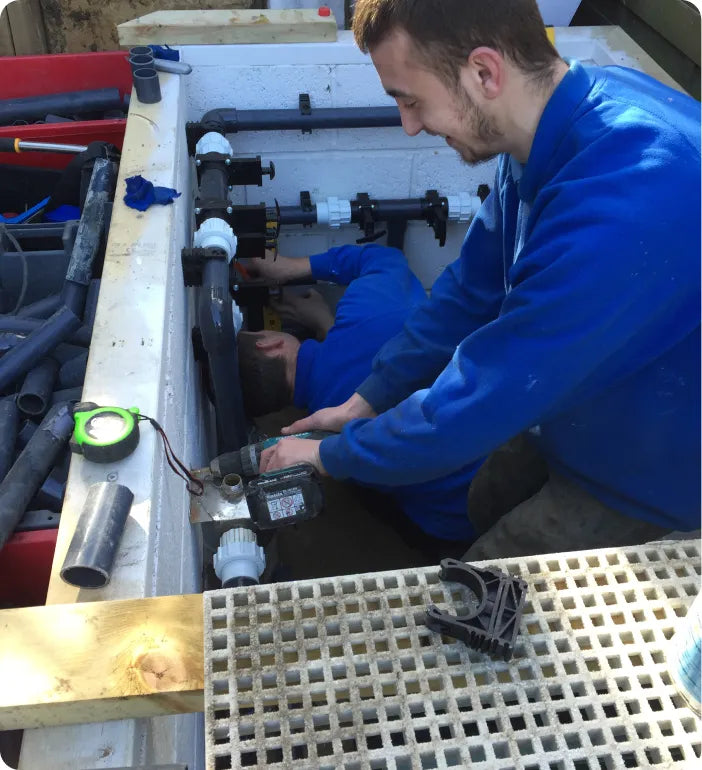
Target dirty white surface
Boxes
[16,26,686,770]
[204,540,701,769]
[18,74,207,770]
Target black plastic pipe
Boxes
[0,315,91,346]
[278,197,430,227]
[30,475,65,513]
[63,157,116,316]
[82,279,101,330]
[200,106,401,133]
[0,401,74,551]
[0,252,71,309]
[0,332,83,365]
[16,293,63,320]
[18,357,59,416]
[16,418,37,450]
[199,258,247,452]
[0,306,81,393]
[0,88,123,126]
[60,482,134,588]
[49,386,83,407]
[0,397,18,481]
[58,351,88,388]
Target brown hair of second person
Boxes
[352,0,561,89]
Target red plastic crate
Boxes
[0,529,59,608]
[0,51,132,170]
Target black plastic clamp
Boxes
[299,93,312,134]
[425,558,528,661]
[181,246,228,287]
[423,189,448,247]
[354,192,386,244]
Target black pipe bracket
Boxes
[424,558,528,661]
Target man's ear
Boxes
[462,46,504,100]
[255,336,284,353]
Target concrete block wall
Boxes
[182,32,493,288]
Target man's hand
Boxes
[282,392,376,435]
[259,438,326,475]
[271,289,334,340]
[241,253,312,284]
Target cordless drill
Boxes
[209,431,333,478]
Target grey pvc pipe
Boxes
[0,401,74,551]
[60,482,134,588]
[153,59,191,75]
[129,53,153,74]
[18,357,59,416]
[133,68,161,105]
[0,397,19,481]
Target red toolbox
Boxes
[0,52,130,606]
[0,51,131,170]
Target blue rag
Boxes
[124,175,181,212]
[150,45,180,61]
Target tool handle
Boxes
[0,137,19,153]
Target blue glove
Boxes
[124,175,181,212]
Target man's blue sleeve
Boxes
[319,152,700,486]
[356,179,507,413]
[309,242,410,284]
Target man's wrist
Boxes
[346,392,376,420]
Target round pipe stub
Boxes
[133,67,161,105]
[129,53,154,73]
[221,473,244,501]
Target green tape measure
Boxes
[70,403,141,463]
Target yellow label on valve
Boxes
[263,306,282,331]
[546,26,556,46]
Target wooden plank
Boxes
[0,4,15,56]
[0,593,204,729]
[118,8,338,46]
[7,0,47,54]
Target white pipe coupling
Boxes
[447,192,482,222]
[195,131,234,157]
[316,197,352,229]
[193,217,238,261]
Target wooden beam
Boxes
[7,0,47,55]
[0,593,204,730]
[117,8,337,46]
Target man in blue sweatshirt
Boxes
[259,0,701,559]
[238,243,480,552]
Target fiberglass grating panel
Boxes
[203,540,701,769]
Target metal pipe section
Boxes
[0,398,18,480]
[200,106,401,133]
[0,402,74,551]
[60,482,134,588]
[17,357,59,416]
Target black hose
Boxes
[30,474,65,513]
[60,482,134,588]
[0,401,74,551]
[18,357,59,416]
[16,418,37,450]
[49,386,83,406]
[0,88,123,126]
[0,397,18,481]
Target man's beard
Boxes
[451,86,501,166]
